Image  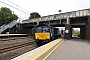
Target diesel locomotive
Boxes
[34,24,61,46]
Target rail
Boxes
[0,41,35,54]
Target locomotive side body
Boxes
[54,28,61,39]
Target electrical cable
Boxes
[0,0,62,16]
[7,0,61,12]
[0,0,29,14]
[7,0,30,12]
[30,0,61,11]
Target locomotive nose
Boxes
[35,33,50,40]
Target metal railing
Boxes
[0,20,17,34]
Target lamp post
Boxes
[58,10,61,12]
[58,10,62,24]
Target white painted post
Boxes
[37,21,39,25]
[66,17,70,24]
[60,16,61,24]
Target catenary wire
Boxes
[0,0,29,14]
[7,0,30,12]
[0,0,61,15]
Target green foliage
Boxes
[0,7,18,26]
[74,30,80,35]
[29,12,41,19]
[12,14,18,20]
[72,28,74,34]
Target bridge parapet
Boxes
[22,9,90,23]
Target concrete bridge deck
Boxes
[22,8,90,23]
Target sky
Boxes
[0,0,90,21]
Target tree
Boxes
[72,28,74,34]
[0,7,18,26]
[29,12,41,19]
[12,14,18,21]
[74,30,80,35]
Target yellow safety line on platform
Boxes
[43,39,64,60]
[28,39,63,60]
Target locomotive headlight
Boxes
[46,33,50,39]
[36,36,38,39]
[35,35,39,39]
[46,35,49,39]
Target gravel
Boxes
[0,36,38,60]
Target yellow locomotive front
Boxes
[35,33,50,40]
[34,25,51,45]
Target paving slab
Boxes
[46,39,90,60]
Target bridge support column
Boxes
[66,17,70,24]
[64,17,71,39]
[86,27,90,40]
[86,17,90,40]
[59,18,61,24]
[64,24,72,39]
[80,28,87,39]
[37,21,39,25]
[80,16,90,40]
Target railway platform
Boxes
[12,38,90,60]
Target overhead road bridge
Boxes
[22,8,90,26]
[20,8,90,40]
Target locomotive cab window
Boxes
[35,26,50,33]
[43,27,50,32]
[36,27,42,33]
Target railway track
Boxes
[0,36,32,41]
[0,41,35,55]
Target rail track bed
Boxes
[0,36,38,60]
[0,36,33,49]
[0,41,35,54]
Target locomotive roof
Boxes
[35,24,59,29]
[35,24,49,27]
